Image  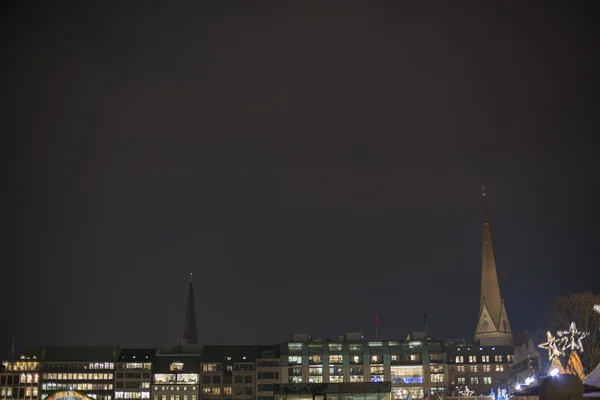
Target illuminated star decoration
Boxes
[458,387,474,397]
[538,330,566,361]
[558,322,588,353]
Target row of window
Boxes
[152,387,196,392]
[114,392,150,399]
[116,372,151,380]
[454,355,512,363]
[153,395,196,400]
[44,363,114,370]
[201,376,252,384]
[456,377,494,385]
[154,374,198,385]
[201,364,254,372]
[1,374,39,385]
[1,388,38,397]
[292,355,423,365]
[115,382,150,389]
[2,363,40,372]
[43,373,114,381]
[41,383,113,391]
[117,364,152,371]
[455,365,504,372]
[201,387,251,396]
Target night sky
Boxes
[2,2,599,360]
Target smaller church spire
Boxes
[181,273,198,345]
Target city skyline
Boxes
[3,2,598,362]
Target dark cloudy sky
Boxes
[2,2,599,359]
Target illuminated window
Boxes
[470,377,479,385]
[33,388,38,397]
[370,366,384,375]
[390,366,423,384]
[483,377,492,385]
[410,355,420,362]
[370,355,381,364]
[308,355,321,365]
[495,365,504,372]
[288,376,302,383]
[329,355,342,364]
[202,388,211,395]
[142,383,150,388]
[308,367,322,375]
[350,367,363,376]
[183,396,187,400]
[494,355,502,362]
[288,356,302,365]
[455,356,464,363]
[191,396,196,400]
[482,355,490,362]
[308,376,322,383]
[21,374,26,383]
[431,374,444,383]
[350,376,363,382]
[212,388,220,396]
[329,344,342,352]
[457,377,465,384]
[483,365,491,372]
[329,376,343,383]
[224,387,232,395]
[288,343,303,353]
[507,355,514,362]
[469,366,478,372]
[456,366,465,372]
[468,356,476,363]
[391,355,398,362]
[26,389,32,397]
[329,367,343,376]
[202,364,218,372]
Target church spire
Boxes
[181,273,198,345]
[475,186,512,345]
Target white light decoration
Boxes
[594,305,600,315]
[549,368,559,377]
[496,388,508,400]
[459,386,474,396]
[557,322,588,353]
[538,330,566,360]
[515,384,521,391]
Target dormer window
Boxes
[170,362,184,371]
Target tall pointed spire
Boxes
[181,273,198,345]
[475,186,512,345]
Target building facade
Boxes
[39,346,117,400]
[0,354,41,400]
[115,349,156,400]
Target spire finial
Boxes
[482,185,486,197]
[189,272,193,282]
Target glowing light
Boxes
[525,376,534,385]
[549,368,559,377]
[594,305,600,315]
[515,384,521,391]
[538,331,566,361]
[496,389,508,400]
[459,386,474,396]
[558,322,588,353]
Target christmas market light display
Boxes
[538,321,588,361]
[458,386,474,397]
